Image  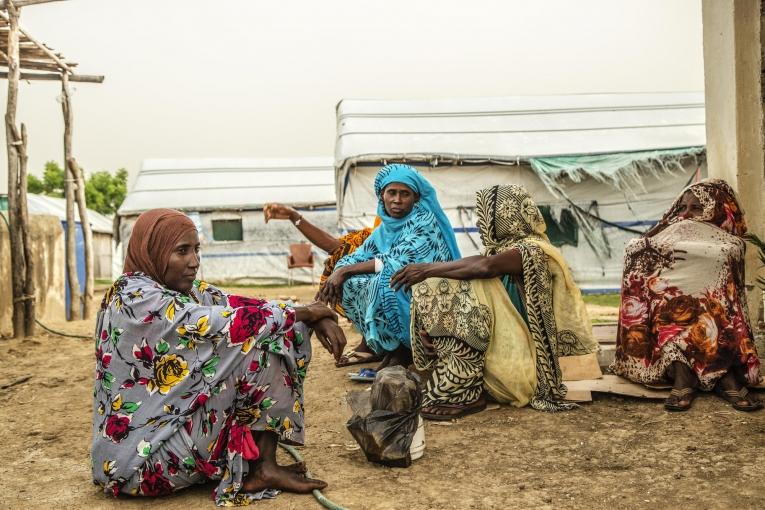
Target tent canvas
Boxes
[334,92,706,292]
[118,158,338,284]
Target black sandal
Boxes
[664,387,696,412]
[421,399,487,421]
[715,385,763,412]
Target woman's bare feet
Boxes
[242,432,327,494]
[243,462,326,494]
[283,461,308,474]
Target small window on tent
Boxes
[211,219,243,242]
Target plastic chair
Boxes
[287,243,315,286]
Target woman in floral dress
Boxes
[91,208,346,505]
[610,179,762,411]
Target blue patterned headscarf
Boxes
[367,164,460,258]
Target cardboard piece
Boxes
[592,324,617,344]
[563,389,593,402]
[560,352,603,381]
[564,374,671,399]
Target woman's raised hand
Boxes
[264,203,298,223]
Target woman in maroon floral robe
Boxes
[610,179,761,411]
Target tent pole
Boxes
[4,0,29,337]
[61,72,80,320]
[18,123,35,335]
[68,157,93,318]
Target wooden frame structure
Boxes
[1,0,103,337]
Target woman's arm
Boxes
[390,249,523,291]
[264,203,341,253]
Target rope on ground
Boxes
[278,443,348,510]
[35,319,90,339]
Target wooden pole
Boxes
[61,72,80,320]
[68,156,92,318]
[4,0,25,337]
[0,71,104,82]
[0,9,72,73]
[0,0,67,7]
[19,122,35,335]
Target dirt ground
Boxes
[1,285,764,510]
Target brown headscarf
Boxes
[123,209,197,284]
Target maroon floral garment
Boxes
[610,179,760,389]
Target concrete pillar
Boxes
[702,0,765,331]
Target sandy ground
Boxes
[1,285,764,510]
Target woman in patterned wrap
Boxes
[392,184,599,418]
[318,164,461,369]
[610,179,762,412]
[92,209,347,506]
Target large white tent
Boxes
[118,158,337,284]
[335,92,706,292]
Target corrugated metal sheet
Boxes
[335,92,705,165]
[27,193,113,234]
[119,158,336,215]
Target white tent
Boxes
[335,92,706,292]
[118,158,337,284]
[27,193,113,234]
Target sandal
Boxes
[715,385,764,412]
[421,399,487,421]
[335,350,383,368]
[348,368,377,382]
[664,387,696,412]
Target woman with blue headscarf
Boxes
[318,164,460,367]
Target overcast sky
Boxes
[0,0,703,189]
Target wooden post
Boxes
[4,0,26,337]
[68,157,92,318]
[18,123,35,335]
[61,72,80,320]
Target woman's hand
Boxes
[390,263,430,292]
[264,203,299,223]
[312,317,347,362]
[294,302,336,324]
[317,269,347,309]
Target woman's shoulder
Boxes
[190,280,228,305]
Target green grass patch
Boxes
[583,293,621,308]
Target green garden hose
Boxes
[278,443,348,510]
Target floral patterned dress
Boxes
[610,179,760,389]
[91,273,311,506]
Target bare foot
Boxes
[283,461,308,474]
[243,463,326,494]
